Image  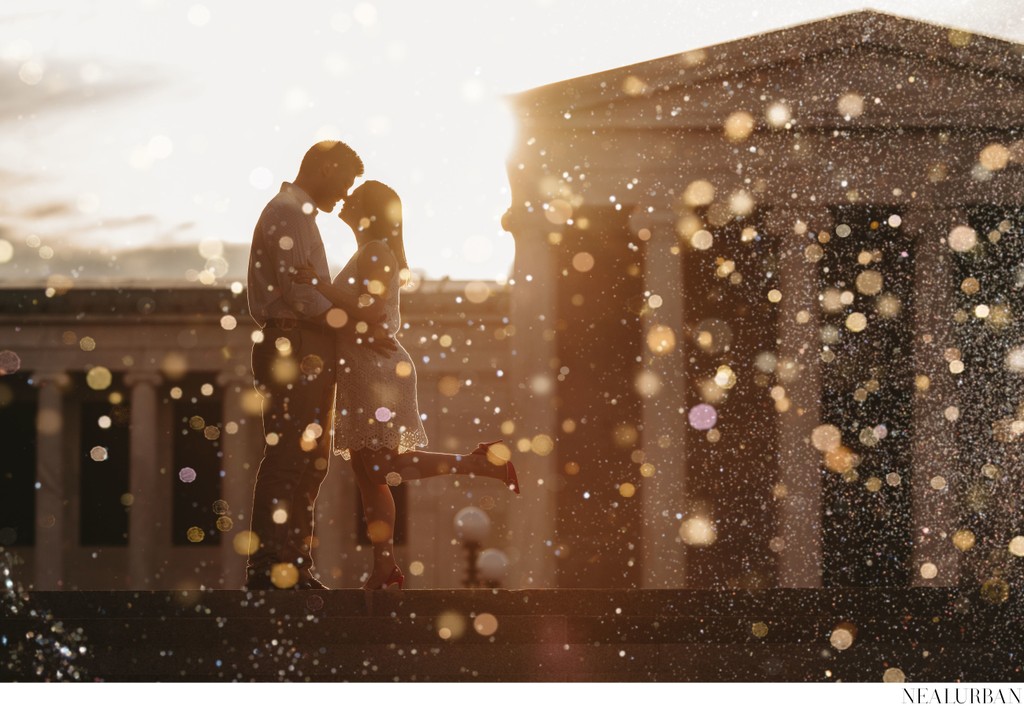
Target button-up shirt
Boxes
[247,182,333,327]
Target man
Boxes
[244,140,368,590]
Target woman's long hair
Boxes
[346,180,410,278]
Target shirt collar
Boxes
[280,182,317,215]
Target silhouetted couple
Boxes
[243,141,519,591]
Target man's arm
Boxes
[308,274,388,321]
[261,220,326,317]
[293,262,397,354]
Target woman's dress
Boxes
[332,244,428,460]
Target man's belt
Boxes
[265,315,329,332]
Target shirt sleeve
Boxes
[257,206,327,317]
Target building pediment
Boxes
[513,10,1024,131]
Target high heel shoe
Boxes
[505,459,520,496]
[363,566,405,591]
[472,439,503,457]
[472,440,520,496]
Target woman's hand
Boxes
[363,322,397,355]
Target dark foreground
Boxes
[2,588,1021,681]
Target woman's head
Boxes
[340,180,409,272]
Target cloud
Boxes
[0,239,250,287]
[0,169,29,188]
[0,56,165,124]
[0,54,169,227]
[19,201,77,219]
[91,214,165,230]
[0,200,165,248]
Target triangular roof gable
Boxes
[512,10,1024,120]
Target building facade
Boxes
[502,11,1024,590]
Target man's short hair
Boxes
[299,140,364,178]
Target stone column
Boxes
[769,208,829,588]
[217,371,256,588]
[505,207,559,588]
[34,371,69,590]
[904,207,960,587]
[635,212,689,588]
[125,371,162,589]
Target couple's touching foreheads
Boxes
[243,140,519,592]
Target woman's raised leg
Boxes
[356,447,512,487]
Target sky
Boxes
[1,0,1024,286]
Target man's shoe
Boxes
[244,567,327,591]
[295,574,328,590]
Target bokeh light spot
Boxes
[688,404,718,431]
[948,225,978,252]
[691,230,713,250]
[571,252,595,273]
[271,563,299,589]
[883,668,907,683]
[436,611,466,640]
[1008,537,1024,557]
[829,626,854,651]
[646,325,676,355]
[981,577,1010,605]
[438,375,461,397]
[837,92,864,118]
[367,520,393,544]
[952,529,976,552]
[0,350,21,375]
[679,516,716,546]
[474,613,499,637]
[811,424,842,453]
[233,530,260,556]
[724,111,755,141]
[86,366,113,390]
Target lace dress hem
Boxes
[334,426,429,461]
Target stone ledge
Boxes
[2,588,1019,682]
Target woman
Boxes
[301,180,519,591]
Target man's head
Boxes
[295,140,364,213]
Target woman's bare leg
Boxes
[350,451,400,588]
[357,447,509,485]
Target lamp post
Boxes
[476,548,510,588]
[454,506,490,588]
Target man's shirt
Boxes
[247,182,333,327]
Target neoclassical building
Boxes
[502,11,1024,590]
